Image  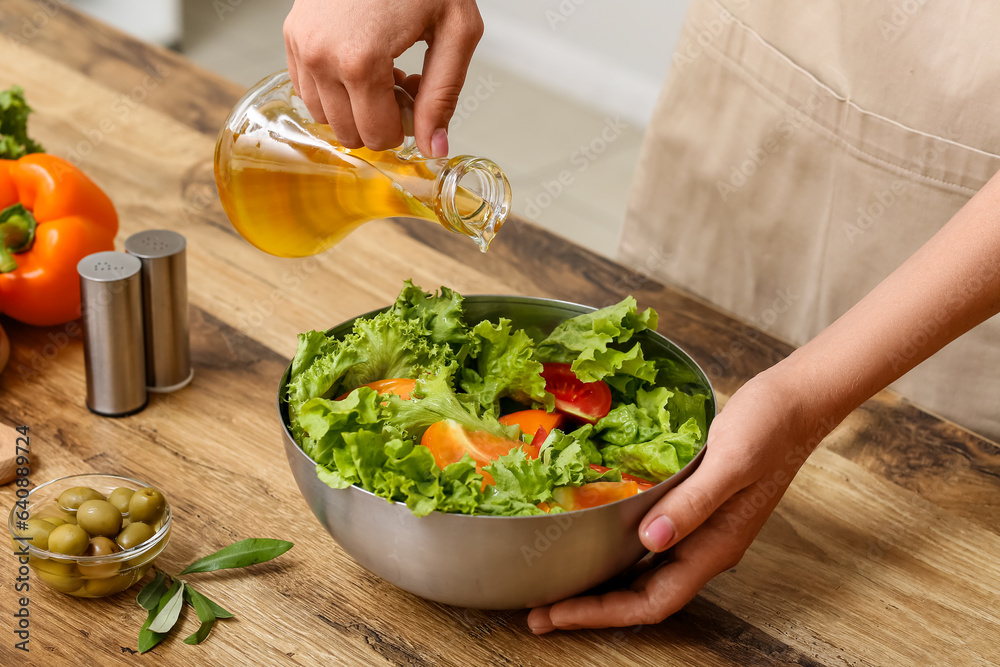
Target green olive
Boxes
[38,516,68,528]
[83,537,121,556]
[15,519,54,550]
[76,500,123,538]
[79,537,121,579]
[31,557,81,593]
[83,572,134,597]
[115,522,155,550]
[57,486,105,512]
[125,531,168,569]
[47,524,90,556]
[107,487,135,514]
[127,488,166,524]
[50,511,78,526]
[84,536,120,556]
[36,568,83,593]
[129,561,155,579]
[30,556,75,576]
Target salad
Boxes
[285,282,711,517]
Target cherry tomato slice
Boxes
[335,378,417,401]
[421,419,538,488]
[550,481,640,511]
[540,363,612,424]
[499,409,564,441]
[589,464,656,490]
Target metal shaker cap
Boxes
[78,251,147,417]
[125,230,194,392]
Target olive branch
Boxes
[134,538,293,652]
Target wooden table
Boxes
[1,2,998,665]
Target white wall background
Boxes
[71,0,182,46]
[476,0,690,126]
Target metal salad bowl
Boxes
[279,295,716,610]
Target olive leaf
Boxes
[179,538,293,574]
[200,593,234,619]
[136,571,169,611]
[134,538,292,651]
[148,580,186,633]
[138,579,182,653]
[137,608,164,654]
[182,587,216,645]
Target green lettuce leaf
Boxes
[288,290,461,414]
[0,86,44,159]
[667,388,709,436]
[376,439,448,517]
[594,387,673,446]
[600,345,659,396]
[536,297,659,387]
[360,440,484,518]
[483,448,554,504]
[595,405,653,447]
[293,388,384,467]
[392,280,471,347]
[290,330,335,378]
[540,436,595,487]
[476,491,549,516]
[637,386,674,431]
[460,318,554,415]
[600,418,703,482]
[434,457,484,515]
[386,371,518,441]
[539,424,602,467]
[303,391,487,517]
[286,332,361,413]
[655,357,706,390]
[340,310,452,391]
[593,384,708,482]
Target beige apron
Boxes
[620,0,1000,441]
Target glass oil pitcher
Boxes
[214,71,511,258]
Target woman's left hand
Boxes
[527,368,822,632]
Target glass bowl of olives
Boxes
[8,474,171,598]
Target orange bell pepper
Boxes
[0,154,118,326]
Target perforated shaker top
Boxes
[123,229,186,259]
[77,251,142,283]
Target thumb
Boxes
[413,14,483,157]
[638,458,745,552]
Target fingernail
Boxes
[641,516,675,551]
[529,622,556,635]
[431,128,448,158]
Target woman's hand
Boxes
[283,0,484,156]
[528,368,826,632]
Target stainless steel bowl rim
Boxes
[279,293,716,520]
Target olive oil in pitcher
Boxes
[214,71,511,258]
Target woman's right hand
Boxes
[283,0,484,157]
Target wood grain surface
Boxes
[0,1,997,665]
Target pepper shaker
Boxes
[125,230,194,392]
[77,251,147,416]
